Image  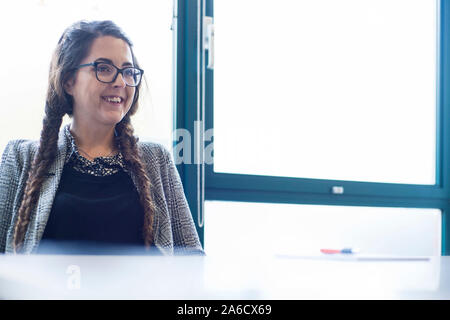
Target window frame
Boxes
[176,0,450,254]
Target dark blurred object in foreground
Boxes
[35,240,204,256]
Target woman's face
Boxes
[65,35,136,128]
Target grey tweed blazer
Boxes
[0,127,203,255]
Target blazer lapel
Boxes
[127,151,166,255]
[22,127,68,253]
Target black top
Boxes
[40,164,146,251]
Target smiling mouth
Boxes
[102,96,124,104]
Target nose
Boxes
[112,71,127,88]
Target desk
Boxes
[0,253,448,299]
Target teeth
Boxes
[105,97,122,103]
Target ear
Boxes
[64,77,75,96]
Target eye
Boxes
[96,63,114,74]
[124,68,137,77]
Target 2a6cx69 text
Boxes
[221,305,271,315]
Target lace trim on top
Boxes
[63,124,126,177]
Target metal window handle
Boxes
[204,16,214,70]
[332,186,344,194]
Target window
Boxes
[176,0,450,256]
[205,201,441,257]
[214,0,436,185]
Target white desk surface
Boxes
[0,253,448,299]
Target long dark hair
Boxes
[13,20,156,252]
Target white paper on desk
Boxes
[269,252,440,299]
[274,253,431,261]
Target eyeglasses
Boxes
[75,61,144,87]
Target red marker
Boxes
[320,248,359,254]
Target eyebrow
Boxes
[95,58,133,67]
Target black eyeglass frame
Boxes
[74,61,144,87]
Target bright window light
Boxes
[214,0,437,184]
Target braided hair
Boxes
[13,20,156,252]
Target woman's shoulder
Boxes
[137,141,172,162]
[1,139,39,167]
[137,141,179,179]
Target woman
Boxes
[0,20,203,255]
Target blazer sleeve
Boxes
[0,141,23,253]
[160,146,205,255]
